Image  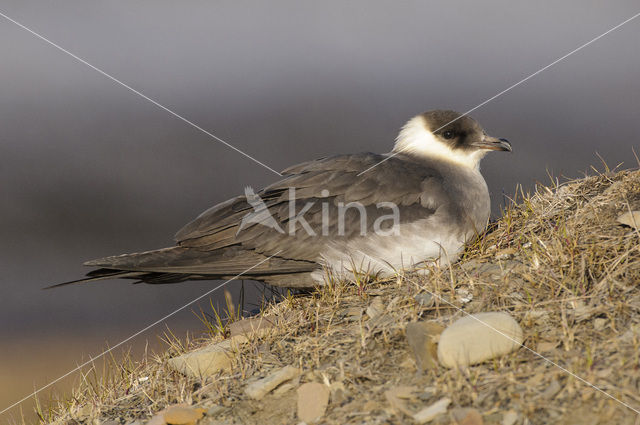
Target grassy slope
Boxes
[43,168,640,425]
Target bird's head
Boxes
[393,110,511,170]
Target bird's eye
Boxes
[442,130,455,140]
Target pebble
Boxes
[167,340,235,378]
[245,366,300,400]
[452,408,483,425]
[163,406,205,425]
[594,318,607,331]
[296,382,330,423]
[501,410,518,425]
[437,312,523,368]
[366,297,385,319]
[412,397,451,424]
[541,380,562,400]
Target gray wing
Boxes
[175,153,451,262]
[75,153,451,285]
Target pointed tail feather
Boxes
[43,270,143,290]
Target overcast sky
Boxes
[1,1,639,406]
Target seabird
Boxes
[51,110,511,289]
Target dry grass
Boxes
[42,167,640,425]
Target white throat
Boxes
[393,116,486,170]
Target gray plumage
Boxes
[50,110,511,289]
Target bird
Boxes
[50,110,511,289]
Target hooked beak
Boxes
[473,136,512,152]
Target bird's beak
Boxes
[473,136,512,152]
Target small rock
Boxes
[452,408,483,425]
[414,293,434,308]
[437,312,523,368]
[245,365,300,400]
[167,340,235,378]
[412,397,451,424]
[100,421,120,425]
[541,379,562,400]
[617,211,640,229]
[330,381,347,405]
[405,321,444,372]
[163,406,205,425]
[594,318,606,331]
[366,297,385,319]
[229,316,275,338]
[501,410,518,425]
[297,382,330,423]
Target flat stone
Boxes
[452,408,483,425]
[412,397,451,424]
[366,297,385,319]
[501,410,518,425]
[245,365,300,400]
[437,312,523,368]
[168,339,237,378]
[405,321,444,372]
[163,406,205,425]
[296,382,330,423]
[229,316,275,338]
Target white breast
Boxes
[311,217,471,283]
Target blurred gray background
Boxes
[1,0,639,417]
